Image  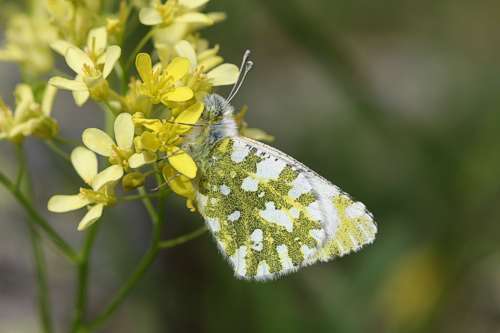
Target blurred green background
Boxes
[1,0,500,332]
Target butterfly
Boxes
[185,52,377,281]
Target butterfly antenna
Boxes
[227,50,251,98]
[226,51,254,104]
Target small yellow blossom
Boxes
[124,78,153,115]
[0,13,58,74]
[171,40,239,99]
[133,102,203,178]
[48,147,122,231]
[162,164,196,211]
[82,113,156,172]
[49,27,121,106]
[135,53,193,105]
[0,84,58,143]
[139,0,214,27]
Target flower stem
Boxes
[28,223,53,333]
[105,108,116,135]
[0,170,79,263]
[15,144,27,189]
[125,28,156,71]
[87,188,163,331]
[45,140,71,162]
[16,144,54,333]
[117,191,165,202]
[70,224,100,333]
[159,226,208,249]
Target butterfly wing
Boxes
[196,136,376,280]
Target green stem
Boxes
[125,28,156,70]
[70,224,100,332]
[159,226,208,249]
[117,191,164,202]
[139,187,161,226]
[28,224,53,333]
[87,188,163,331]
[15,144,27,189]
[52,136,80,147]
[45,140,71,162]
[104,108,116,135]
[0,170,79,263]
[16,144,54,333]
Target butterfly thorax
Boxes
[183,94,238,173]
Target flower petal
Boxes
[163,87,193,103]
[73,89,90,106]
[49,77,88,91]
[42,85,58,116]
[167,147,197,179]
[91,165,123,191]
[50,40,76,56]
[48,194,90,213]
[87,26,107,54]
[114,113,134,150]
[179,0,209,9]
[13,84,34,121]
[65,47,93,76]
[174,102,204,132]
[102,45,121,78]
[207,12,227,24]
[198,45,219,61]
[136,53,153,84]
[82,128,115,156]
[162,165,195,198]
[139,8,163,26]
[206,64,240,86]
[175,12,213,25]
[198,56,223,72]
[129,152,157,169]
[154,24,188,45]
[166,57,190,81]
[174,40,197,68]
[137,131,160,152]
[77,204,104,231]
[71,147,98,184]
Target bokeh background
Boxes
[1,0,500,332]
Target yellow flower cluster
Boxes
[0,85,58,143]
[0,0,268,230]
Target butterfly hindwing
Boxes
[196,136,376,280]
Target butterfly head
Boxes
[203,94,234,124]
[184,51,254,157]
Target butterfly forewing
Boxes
[196,136,376,280]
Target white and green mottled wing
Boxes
[196,136,377,281]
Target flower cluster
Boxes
[0,85,58,143]
[0,0,269,231]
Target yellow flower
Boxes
[49,27,121,106]
[82,113,156,171]
[0,13,58,75]
[0,84,58,143]
[48,147,122,231]
[171,40,239,98]
[139,0,214,27]
[162,164,196,211]
[135,53,193,105]
[124,78,153,115]
[133,102,203,178]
